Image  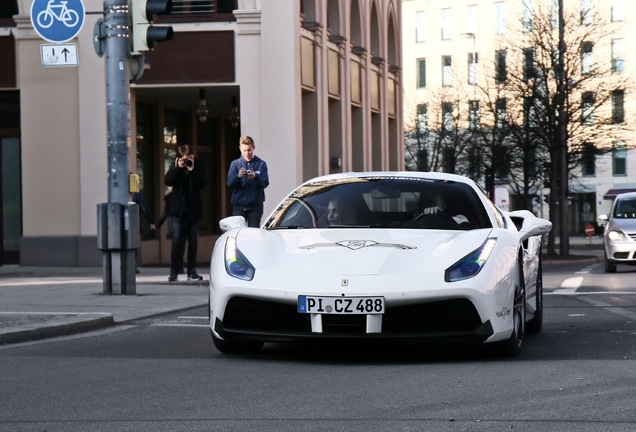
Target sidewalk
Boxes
[544,234,605,263]
[0,265,209,345]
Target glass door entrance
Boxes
[1,136,21,264]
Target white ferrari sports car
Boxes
[209,172,552,356]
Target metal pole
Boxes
[101,0,136,294]
[558,0,570,256]
[105,0,129,204]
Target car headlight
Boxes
[607,230,627,241]
[445,238,497,282]
[224,235,255,280]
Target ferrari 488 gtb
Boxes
[209,172,552,356]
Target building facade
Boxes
[0,0,403,266]
[402,0,636,234]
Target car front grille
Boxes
[613,251,631,259]
[222,296,482,335]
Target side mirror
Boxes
[518,216,552,242]
[219,216,247,232]
[508,210,552,242]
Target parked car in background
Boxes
[209,172,552,357]
[600,192,636,273]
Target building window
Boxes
[581,41,593,75]
[467,5,478,35]
[612,90,624,124]
[496,98,507,129]
[582,92,595,125]
[441,8,452,40]
[0,0,18,25]
[442,102,454,133]
[550,0,559,28]
[522,0,534,32]
[442,55,452,87]
[301,36,315,89]
[417,104,428,135]
[495,2,506,35]
[524,97,538,128]
[468,52,478,85]
[613,141,627,176]
[582,143,595,177]
[350,60,361,105]
[161,0,237,22]
[612,0,624,22]
[417,58,426,88]
[495,50,507,83]
[328,48,340,97]
[416,11,426,42]
[469,100,480,131]
[523,48,535,80]
[612,39,624,73]
[580,0,592,25]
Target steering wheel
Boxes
[414,209,457,224]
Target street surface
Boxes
[1,260,635,432]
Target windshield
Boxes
[264,177,492,230]
[613,198,636,219]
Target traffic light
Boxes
[130,0,174,55]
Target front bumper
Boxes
[605,240,636,262]
[213,296,495,344]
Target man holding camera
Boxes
[226,136,269,227]
[164,144,207,282]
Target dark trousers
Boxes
[233,205,264,227]
[170,216,200,274]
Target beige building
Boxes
[402,0,636,233]
[0,0,403,266]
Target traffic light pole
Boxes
[100,0,137,294]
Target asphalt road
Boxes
[0,261,635,432]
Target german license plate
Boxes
[298,296,384,314]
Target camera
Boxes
[247,169,253,174]
[184,159,193,168]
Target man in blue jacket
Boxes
[226,136,269,227]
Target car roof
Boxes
[614,192,636,200]
[300,171,477,187]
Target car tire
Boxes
[498,262,526,357]
[526,257,543,334]
[604,254,617,273]
[212,334,264,354]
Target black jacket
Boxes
[164,158,207,220]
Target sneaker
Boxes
[168,273,178,282]
[187,271,203,281]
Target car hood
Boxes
[235,228,496,276]
[608,217,636,234]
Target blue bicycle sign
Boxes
[31,0,85,43]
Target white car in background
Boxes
[209,172,552,356]
[600,191,636,273]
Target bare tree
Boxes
[404,88,475,175]
[481,1,633,255]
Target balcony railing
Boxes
[158,0,237,22]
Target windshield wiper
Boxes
[268,225,311,230]
[327,224,372,228]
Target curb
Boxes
[0,314,114,345]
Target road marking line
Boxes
[551,276,583,295]
[0,311,111,316]
[151,323,209,328]
[546,291,636,296]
